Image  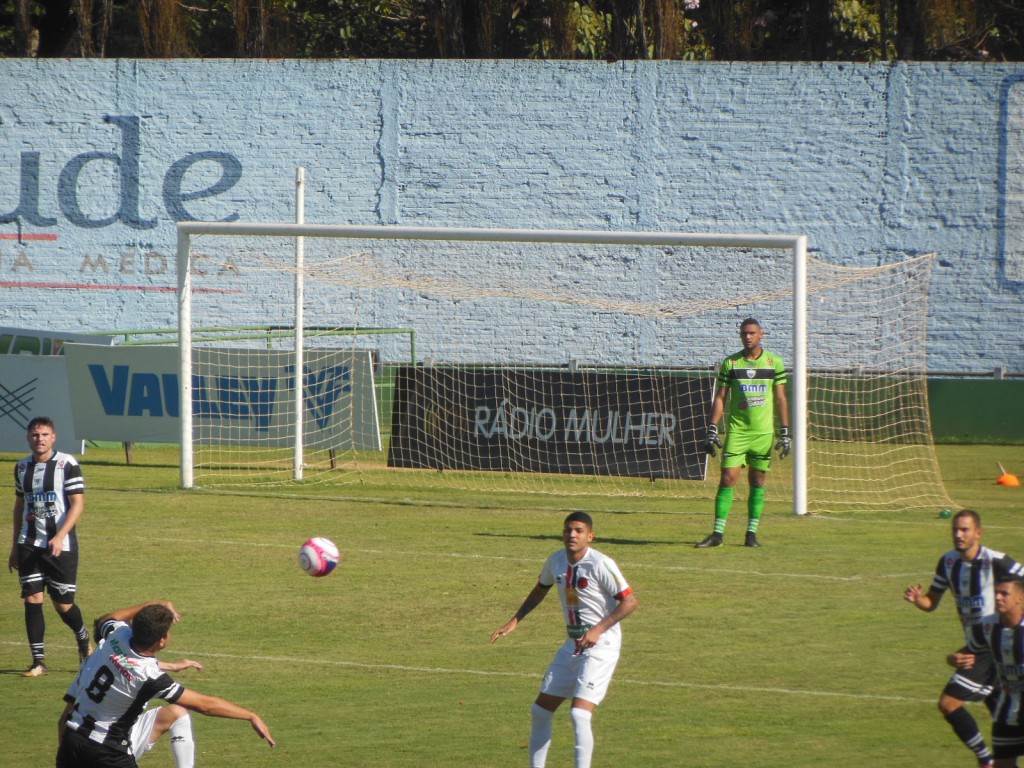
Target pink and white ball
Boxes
[298,537,340,577]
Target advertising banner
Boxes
[64,344,381,449]
[0,326,115,356]
[0,356,81,452]
[387,366,714,480]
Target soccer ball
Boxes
[298,537,340,577]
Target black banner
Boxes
[387,366,714,480]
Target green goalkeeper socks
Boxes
[713,487,734,534]
[747,486,766,532]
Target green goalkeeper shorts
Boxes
[721,429,773,471]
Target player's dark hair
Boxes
[132,604,175,649]
[26,416,55,432]
[564,511,593,529]
[953,508,982,527]
[740,318,761,329]
[1000,577,1024,592]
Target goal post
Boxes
[177,222,811,512]
[176,221,953,515]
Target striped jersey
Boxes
[930,546,1024,641]
[63,619,183,753]
[967,617,1024,726]
[539,547,632,643]
[14,450,85,551]
[717,349,787,434]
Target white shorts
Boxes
[130,708,159,760]
[539,636,621,706]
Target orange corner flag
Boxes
[997,463,1021,487]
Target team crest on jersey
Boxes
[577,578,589,589]
[746,369,756,378]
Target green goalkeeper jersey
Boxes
[717,349,787,435]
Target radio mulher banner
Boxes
[387,366,714,480]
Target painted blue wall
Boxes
[0,60,1021,371]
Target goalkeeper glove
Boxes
[775,427,791,459]
[703,424,722,457]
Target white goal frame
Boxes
[176,222,809,514]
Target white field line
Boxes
[14,539,926,705]
[1,640,931,705]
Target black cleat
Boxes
[695,533,723,548]
[744,532,761,548]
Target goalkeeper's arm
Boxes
[774,382,791,458]
[703,386,727,456]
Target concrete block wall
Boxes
[0,60,1020,371]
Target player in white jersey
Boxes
[57,601,275,768]
[492,511,638,768]
[905,509,1024,768]
[7,416,92,676]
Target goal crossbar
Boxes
[176,222,809,514]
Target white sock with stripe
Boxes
[169,713,195,768]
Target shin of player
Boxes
[131,704,195,767]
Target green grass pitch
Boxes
[2,443,1023,767]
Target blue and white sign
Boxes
[63,343,381,449]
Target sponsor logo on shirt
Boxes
[25,491,58,504]
[106,638,145,682]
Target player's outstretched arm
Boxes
[491,582,551,643]
[159,658,203,672]
[176,689,275,747]
[97,601,182,628]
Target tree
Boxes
[1,0,1024,61]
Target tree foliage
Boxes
[1,0,1023,60]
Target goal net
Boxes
[176,223,953,515]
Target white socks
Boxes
[570,707,594,768]
[529,703,594,768]
[529,703,554,768]
[168,713,195,768]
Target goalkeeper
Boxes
[696,318,790,548]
